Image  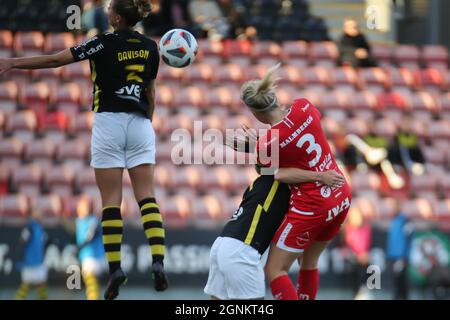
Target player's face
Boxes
[107,0,120,28]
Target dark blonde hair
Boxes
[240,63,281,112]
[113,0,152,26]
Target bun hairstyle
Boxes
[240,63,281,112]
[114,0,152,26]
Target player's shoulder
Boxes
[133,31,158,49]
[292,98,314,111]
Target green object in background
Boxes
[408,230,450,285]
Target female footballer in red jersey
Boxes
[240,64,352,300]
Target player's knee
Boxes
[264,263,287,282]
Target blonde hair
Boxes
[241,63,281,112]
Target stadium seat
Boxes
[0,81,18,114]
[11,164,43,197]
[166,114,195,135]
[318,89,351,116]
[19,82,50,115]
[345,117,369,137]
[371,44,393,66]
[373,117,397,138]
[231,167,259,191]
[393,44,420,69]
[223,39,253,59]
[252,41,283,60]
[159,195,192,229]
[5,110,37,142]
[0,137,25,170]
[61,61,91,88]
[409,172,439,194]
[435,200,450,222]
[428,119,450,151]
[68,112,93,142]
[0,194,29,222]
[56,138,89,170]
[198,38,224,57]
[377,92,409,122]
[409,91,439,119]
[172,165,203,190]
[359,67,388,93]
[173,86,206,111]
[13,31,44,56]
[43,32,75,54]
[183,63,213,83]
[75,169,98,198]
[202,166,233,191]
[308,41,339,67]
[422,45,449,69]
[415,68,446,92]
[282,40,308,59]
[24,138,56,170]
[155,84,175,109]
[214,64,245,84]
[44,165,75,197]
[156,140,175,162]
[423,146,446,165]
[31,193,63,223]
[385,67,416,91]
[31,68,62,89]
[350,171,381,193]
[62,194,93,218]
[0,163,10,195]
[302,66,331,90]
[0,30,13,58]
[350,91,378,121]
[40,111,68,142]
[278,65,302,86]
[331,66,359,91]
[154,164,174,188]
[374,197,398,220]
[352,196,377,220]
[401,198,434,221]
[191,195,225,229]
[54,82,82,116]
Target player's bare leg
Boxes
[129,164,169,292]
[95,168,127,300]
[265,245,301,300]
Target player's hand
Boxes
[225,124,258,153]
[0,58,13,76]
[318,170,345,188]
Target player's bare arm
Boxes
[275,168,345,188]
[0,49,74,75]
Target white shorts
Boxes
[204,237,265,300]
[81,257,107,276]
[21,264,48,285]
[91,112,156,169]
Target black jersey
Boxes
[70,29,160,117]
[221,175,291,255]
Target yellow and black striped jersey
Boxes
[221,175,290,255]
[70,29,159,117]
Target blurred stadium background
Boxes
[1,0,450,300]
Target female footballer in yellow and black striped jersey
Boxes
[0,0,168,300]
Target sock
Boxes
[101,206,123,274]
[15,283,29,300]
[297,269,319,300]
[138,197,165,264]
[270,275,298,300]
[36,284,48,300]
[83,273,99,300]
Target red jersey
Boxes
[257,98,351,212]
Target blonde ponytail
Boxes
[241,63,281,111]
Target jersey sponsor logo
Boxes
[301,103,310,112]
[320,185,331,198]
[295,232,310,246]
[280,115,313,149]
[325,197,351,222]
[73,40,104,60]
[317,153,333,172]
[115,84,141,102]
[299,293,310,300]
[117,50,150,62]
[230,207,243,221]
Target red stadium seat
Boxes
[24,138,56,170]
[183,63,213,83]
[401,198,434,221]
[40,111,68,142]
[62,194,93,218]
[385,67,416,91]
[0,30,13,58]
[373,117,397,138]
[56,138,89,170]
[302,66,331,90]
[409,91,439,119]
[282,40,308,59]
[191,195,225,229]
[31,194,63,224]
[5,110,37,142]
[371,44,393,66]
[318,89,351,114]
[393,45,420,69]
[308,41,339,67]
[173,86,206,110]
[0,137,24,170]
[0,81,18,114]
[223,39,252,58]
[44,165,75,197]
[154,164,174,188]
[54,82,82,116]
[352,197,377,220]
[345,117,369,137]
[68,111,93,142]
[231,167,259,191]
[373,197,398,220]
[359,67,388,93]
[155,84,175,109]
[227,56,252,67]
[11,164,43,197]
[0,194,29,222]
[198,39,224,57]
[435,200,450,227]
[214,64,245,84]
[377,91,409,122]
[75,168,99,198]
[422,45,449,69]
[428,119,450,151]
[13,31,44,56]
[156,140,175,162]
[252,41,283,60]
[278,65,302,86]
[43,32,75,54]
[331,66,359,91]
[159,195,191,229]
[31,68,62,89]
[157,64,185,83]
[172,165,203,190]
[350,91,378,121]
[202,114,225,132]
[423,146,446,165]
[19,82,50,115]
[202,166,233,191]
[415,68,446,91]
[0,163,11,195]
[61,61,91,88]
[166,114,195,135]
[350,171,381,193]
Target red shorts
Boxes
[272,195,351,253]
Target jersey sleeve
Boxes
[70,32,111,62]
[148,41,160,80]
